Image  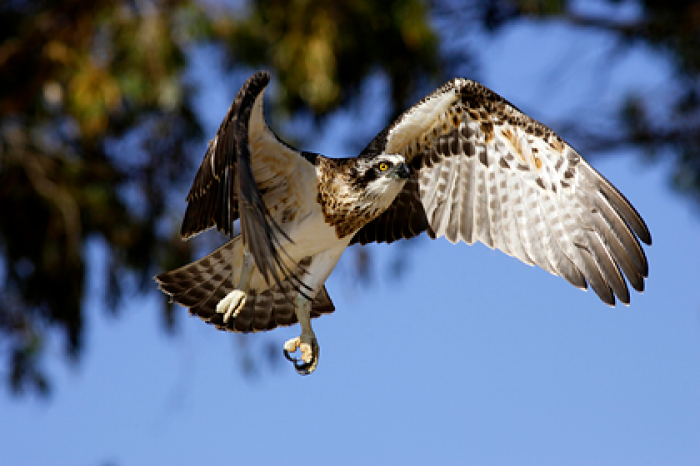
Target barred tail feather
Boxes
[155,236,335,333]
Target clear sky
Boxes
[3,5,699,466]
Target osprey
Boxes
[156,71,651,374]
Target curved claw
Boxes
[283,336,319,375]
[282,349,314,375]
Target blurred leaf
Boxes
[0,0,440,395]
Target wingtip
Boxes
[248,70,272,91]
[634,216,652,246]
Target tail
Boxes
[155,236,335,333]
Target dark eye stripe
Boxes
[361,169,377,184]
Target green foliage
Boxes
[2,0,700,396]
[0,0,439,395]
[224,0,439,115]
[0,0,206,395]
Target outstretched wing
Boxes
[181,71,317,292]
[352,78,651,306]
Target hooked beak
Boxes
[392,162,411,180]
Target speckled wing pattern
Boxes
[353,78,651,305]
[180,71,316,294]
[156,237,334,332]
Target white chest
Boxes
[278,200,351,260]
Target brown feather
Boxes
[155,238,335,333]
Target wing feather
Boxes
[434,156,457,239]
[352,77,651,305]
[580,164,650,276]
[539,187,587,289]
[485,167,506,253]
[460,152,478,244]
[420,151,444,224]
[179,71,318,297]
[577,245,615,305]
[446,153,464,243]
[476,158,494,248]
[590,192,645,292]
[494,161,532,265]
[517,181,552,273]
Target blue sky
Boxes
[3,4,700,465]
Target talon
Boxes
[216,290,246,323]
[283,336,319,375]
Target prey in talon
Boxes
[156,71,651,375]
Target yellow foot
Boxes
[283,335,320,375]
[216,290,246,323]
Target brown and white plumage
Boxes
[157,71,410,372]
[157,237,335,333]
[354,77,651,306]
[157,71,651,375]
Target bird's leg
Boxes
[216,250,254,323]
[283,294,319,375]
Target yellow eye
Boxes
[378,162,389,171]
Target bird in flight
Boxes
[156,71,651,375]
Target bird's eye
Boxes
[378,162,390,171]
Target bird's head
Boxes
[316,153,411,237]
[350,153,411,208]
